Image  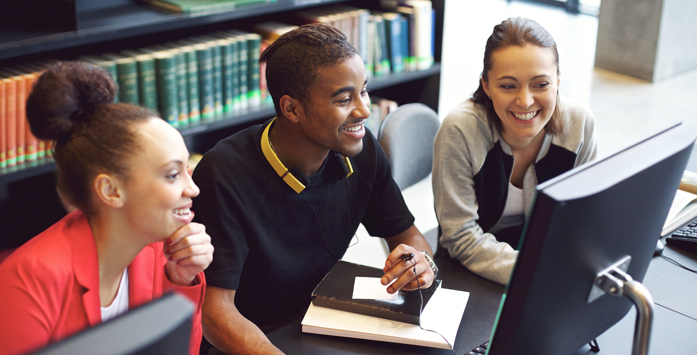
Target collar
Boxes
[67,211,103,326]
[261,118,307,194]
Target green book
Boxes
[102,53,140,104]
[245,33,262,108]
[175,43,201,123]
[225,30,249,110]
[372,15,392,76]
[152,51,179,127]
[209,34,236,113]
[188,41,215,120]
[121,50,158,111]
[196,37,224,116]
[143,0,270,14]
[160,45,191,126]
[79,56,119,103]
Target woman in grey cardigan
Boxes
[433,17,597,285]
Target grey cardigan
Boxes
[432,96,597,284]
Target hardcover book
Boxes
[311,260,441,325]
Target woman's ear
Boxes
[93,173,125,209]
[481,77,491,98]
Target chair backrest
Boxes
[377,103,440,190]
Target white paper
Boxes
[352,277,400,301]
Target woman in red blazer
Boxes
[0,61,213,355]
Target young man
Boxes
[193,23,437,354]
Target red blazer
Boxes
[0,211,205,355]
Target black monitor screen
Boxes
[31,292,193,355]
[487,123,696,354]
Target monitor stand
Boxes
[587,256,654,355]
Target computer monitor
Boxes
[487,122,697,354]
[31,292,194,355]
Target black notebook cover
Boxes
[311,260,442,325]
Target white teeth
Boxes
[344,124,363,132]
[513,111,538,121]
[173,208,191,216]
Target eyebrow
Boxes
[159,159,185,169]
[331,78,369,97]
[496,74,551,81]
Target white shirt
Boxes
[100,268,129,322]
[489,182,525,234]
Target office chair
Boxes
[377,103,440,191]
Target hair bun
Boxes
[26,61,118,141]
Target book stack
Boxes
[0,63,55,170]
[80,30,264,128]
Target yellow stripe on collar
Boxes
[261,118,306,193]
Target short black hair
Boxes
[259,23,358,115]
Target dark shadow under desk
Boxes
[266,250,697,354]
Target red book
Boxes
[0,77,6,169]
[0,72,17,168]
[19,71,39,162]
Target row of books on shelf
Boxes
[0,1,435,172]
[258,1,436,77]
[0,67,53,170]
[81,29,269,129]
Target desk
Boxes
[266,245,697,354]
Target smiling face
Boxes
[298,55,371,158]
[482,44,560,148]
[120,118,200,241]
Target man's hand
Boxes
[164,222,214,287]
[381,244,435,294]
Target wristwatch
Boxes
[421,251,438,278]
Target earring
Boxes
[488,95,492,100]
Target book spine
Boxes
[117,59,140,104]
[231,39,241,113]
[400,15,411,72]
[237,36,249,110]
[413,3,433,70]
[358,10,369,64]
[155,54,179,127]
[366,19,375,76]
[247,34,261,108]
[0,79,5,168]
[385,15,404,74]
[377,16,391,76]
[173,51,190,126]
[220,40,235,113]
[5,78,16,167]
[15,76,26,165]
[138,57,159,111]
[259,40,271,105]
[23,74,38,162]
[184,49,201,123]
[101,62,119,103]
[197,45,215,120]
[210,43,224,116]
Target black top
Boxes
[192,120,415,329]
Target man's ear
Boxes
[279,95,303,123]
[93,173,125,209]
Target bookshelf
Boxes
[0,0,445,249]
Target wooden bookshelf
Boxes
[0,0,445,249]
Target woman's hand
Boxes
[164,222,214,287]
